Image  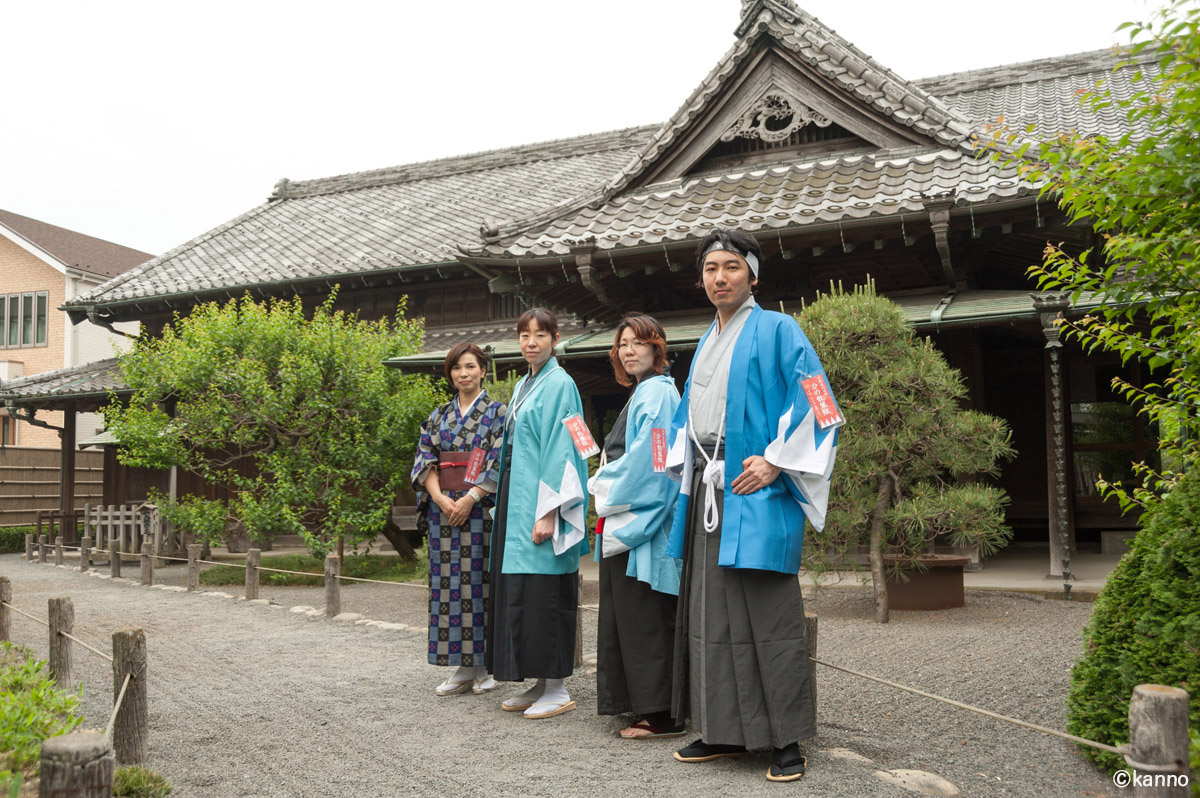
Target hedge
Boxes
[1066,468,1200,778]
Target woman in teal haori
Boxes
[588,314,685,740]
[411,342,507,698]
[487,308,591,719]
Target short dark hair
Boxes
[443,342,488,386]
[516,307,560,340]
[694,228,761,275]
[609,314,669,387]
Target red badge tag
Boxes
[802,375,844,429]
[595,517,605,536]
[563,414,600,458]
[464,447,487,484]
[651,428,667,473]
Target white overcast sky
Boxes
[0,0,1155,257]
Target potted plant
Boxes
[797,282,1015,622]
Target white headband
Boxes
[702,240,760,278]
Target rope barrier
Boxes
[58,630,114,663]
[1,601,50,627]
[104,672,132,741]
[810,656,1126,756]
[18,561,1179,771]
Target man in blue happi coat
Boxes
[666,227,841,783]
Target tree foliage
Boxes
[797,283,1014,622]
[991,0,1200,512]
[105,293,441,556]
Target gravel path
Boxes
[1,554,1118,797]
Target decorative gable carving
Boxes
[719,91,831,143]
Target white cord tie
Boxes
[688,416,725,534]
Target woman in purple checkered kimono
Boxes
[411,342,507,697]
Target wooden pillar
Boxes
[25,532,34,562]
[55,535,64,566]
[0,576,10,642]
[37,732,114,797]
[324,554,341,617]
[39,534,48,564]
[187,544,201,592]
[112,629,149,764]
[1036,295,1075,587]
[60,401,77,544]
[109,539,122,579]
[80,535,91,572]
[48,596,74,689]
[140,543,154,586]
[1128,684,1190,797]
[245,549,261,601]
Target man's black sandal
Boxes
[673,739,749,763]
[766,745,807,782]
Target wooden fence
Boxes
[81,503,179,562]
[0,446,103,526]
[0,577,148,796]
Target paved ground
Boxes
[2,553,1120,797]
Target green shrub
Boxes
[0,528,28,555]
[1067,468,1200,773]
[114,765,172,797]
[0,525,84,554]
[0,642,84,794]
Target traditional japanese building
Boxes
[33,1,1157,571]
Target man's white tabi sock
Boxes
[502,678,546,708]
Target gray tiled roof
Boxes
[473,149,1034,258]
[927,48,1160,138]
[67,127,656,308]
[0,358,125,402]
[473,47,1154,260]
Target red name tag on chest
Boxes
[464,447,487,483]
[802,375,844,429]
[651,428,667,473]
[563,414,600,458]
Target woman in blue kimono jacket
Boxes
[588,314,684,739]
[411,342,507,697]
[487,308,591,720]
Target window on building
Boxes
[0,291,48,348]
[0,413,15,446]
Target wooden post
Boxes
[109,539,122,579]
[25,532,33,562]
[83,502,92,543]
[112,628,148,764]
[39,534,48,564]
[80,535,92,573]
[140,542,154,586]
[0,576,10,642]
[187,544,201,592]
[55,535,65,566]
[805,614,819,712]
[48,596,74,690]
[36,510,44,555]
[1128,684,1190,797]
[245,548,261,601]
[38,732,115,797]
[324,554,341,617]
[60,401,77,544]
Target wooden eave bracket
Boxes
[923,195,962,293]
[572,244,623,319]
